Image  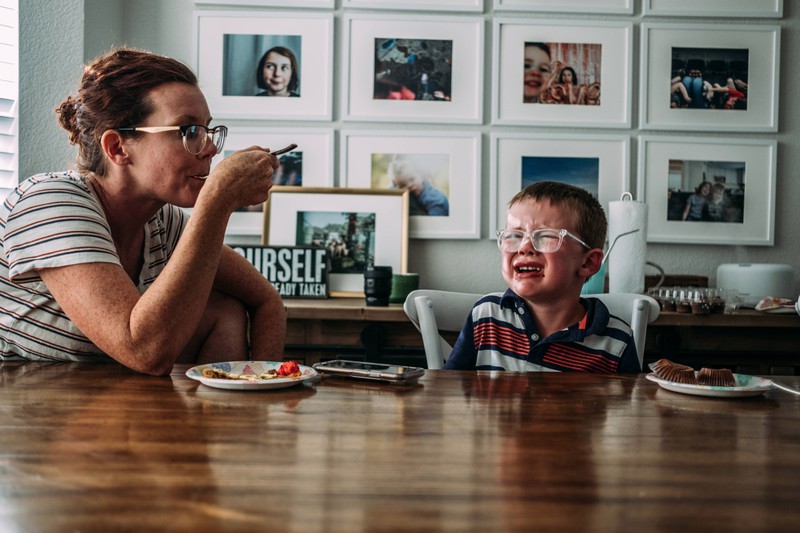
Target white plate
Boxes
[186,361,318,391]
[646,372,774,398]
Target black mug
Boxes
[364,265,393,306]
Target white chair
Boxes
[403,290,660,370]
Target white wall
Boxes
[19,0,800,296]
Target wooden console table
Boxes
[283,299,800,374]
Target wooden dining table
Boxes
[1,361,799,532]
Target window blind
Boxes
[0,0,19,188]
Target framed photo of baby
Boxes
[640,23,780,132]
[194,11,333,121]
[341,130,481,239]
[638,136,776,245]
[493,19,632,128]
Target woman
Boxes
[255,46,300,97]
[0,48,287,375]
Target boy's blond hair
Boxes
[508,181,607,250]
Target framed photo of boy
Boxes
[642,0,782,18]
[211,128,334,236]
[343,0,483,11]
[490,133,630,236]
[492,19,632,128]
[640,23,780,132]
[637,136,777,245]
[193,0,334,7]
[493,0,633,15]
[193,11,333,121]
[263,187,409,297]
[341,130,480,240]
[343,14,484,124]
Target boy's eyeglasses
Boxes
[115,124,228,156]
[496,228,591,254]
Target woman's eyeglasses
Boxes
[115,124,228,156]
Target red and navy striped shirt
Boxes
[444,290,641,373]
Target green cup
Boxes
[389,273,420,304]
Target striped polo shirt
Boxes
[444,290,641,373]
[0,171,187,362]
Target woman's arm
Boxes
[38,149,279,375]
[212,245,287,360]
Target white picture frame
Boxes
[637,136,777,246]
[212,128,334,237]
[193,11,333,121]
[263,187,409,297]
[344,0,483,11]
[492,19,632,128]
[341,130,481,240]
[640,23,780,132]
[343,14,484,124]
[494,0,633,15]
[490,133,630,236]
[643,0,782,18]
[193,0,334,7]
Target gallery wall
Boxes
[20,0,800,296]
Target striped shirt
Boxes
[0,171,187,362]
[444,290,641,373]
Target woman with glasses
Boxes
[0,48,287,375]
[443,181,641,373]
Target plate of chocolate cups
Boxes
[646,359,774,398]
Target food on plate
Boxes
[697,367,736,387]
[650,358,697,384]
[277,360,301,377]
[650,358,738,387]
[201,361,302,381]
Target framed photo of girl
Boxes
[343,14,484,124]
[193,11,333,121]
[640,23,780,132]
[637,136,777,245]
[490,133,630,236]
[340,130,481,239]
[642,0,782,18]
[494,0,633,15]
[263,187,409,297]
[492,19,632,128]
[210,128,334,236]
[343,0,483,11]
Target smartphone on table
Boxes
[312,360,425,385]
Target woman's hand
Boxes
[201,146,280,212]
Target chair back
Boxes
[404,290,660,370]
[582,293,660,368]
[403,290,485,369]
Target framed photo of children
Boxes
[263,187,409,297]
[640,23,780,132]
[342,14,484,124]
[637,136,777,246]
[494,0,633,15]
[492,19,632,128]
[210,128,334,236]
[490,133,630,236]
[642,0,782,18]
[340,130,481,239]
[193,11,333,121]
[343,0,483,11]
